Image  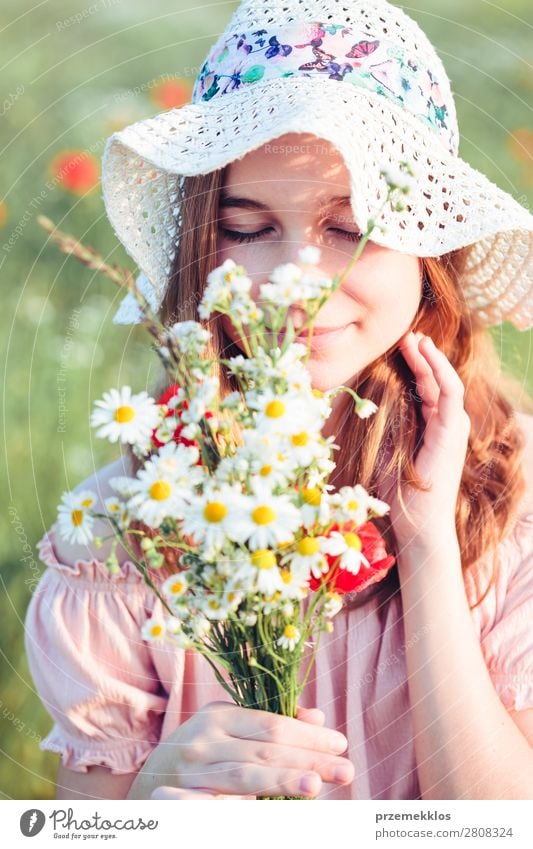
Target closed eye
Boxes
[219,227,362,244]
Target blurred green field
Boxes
[1,0,532,799]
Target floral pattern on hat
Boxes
[192,20,456,154]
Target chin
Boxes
[306,358,362,393]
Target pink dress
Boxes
[24,418,533,800]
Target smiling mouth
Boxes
[268,324,351,336]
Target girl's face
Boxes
[216,132,422,391]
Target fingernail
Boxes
[328,733,347,753]
[299,773,321,795]
[333,764,353,783]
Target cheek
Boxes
[343,254,422,318]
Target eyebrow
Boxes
[219,193,352,213]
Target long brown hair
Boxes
[128,168,531,609]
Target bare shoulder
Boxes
[514,410,533,516]
[53,454,135,568]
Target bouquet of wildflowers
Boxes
[38,162,413,799]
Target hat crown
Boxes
[193,0,459,155]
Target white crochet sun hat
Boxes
[101,0,532,330]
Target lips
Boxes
[275,324,353,350]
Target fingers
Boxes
[416,335,468,425]
[295,706,326,726]
[399,331,467,425]
[191,737,354,786]
[175,759,323,798]
[151,786,254,800]
[398,331,440,413]
[203,701,347,755]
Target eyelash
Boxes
[219,226,362,244]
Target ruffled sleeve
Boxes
[24,523,170,775]
[477,512,533,712]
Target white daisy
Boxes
[161,573,188,601]
[330,484,372,526]
[229,480,301,550]
[246,388,322,437]
[277,623,301,651]
[180,483,240,552]
[298,485,331,530]
[319,530,371,575]
[57,489,96,544]
[367,494,391,517]
[103,496,129,532]
[90,386,161,448]
[200,595,231,621]
[236,431,296,488]
[355,396,378,419]
[126,468,188,528]
[278,568,309,601]
[141,616,167,642]
[284,429,326,469]
[150,441,202,479]
[283,535,329,580]
[249,549,284,596]
[153,416,178,444]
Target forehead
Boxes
[221,134,352,209]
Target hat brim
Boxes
[102,76,532,329]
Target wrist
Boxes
[396,525,460,567]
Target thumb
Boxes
[295,705,326,726]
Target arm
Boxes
[55,764,139,800]
[398,532,533,800]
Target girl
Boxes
[25,0,533,800]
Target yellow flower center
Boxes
[108,503,120,512]
[81,497,94,508]
[344,532,362,550]
[347,500,358,511]
[297,537,320,556]
[283,624,297,639]
[71,509,83,526]
[302,487,321,506]
[227,591,237,603]
[204,501,227,523]
[252,505,275,525]
[149,480,172,501]
[260,465,272,477]
[291,432,309,447]
[280,570,292,584]
[251,549,276,570]
[170,580,184,595]
[151,624,163,637]
[114,404,135,423]
[265,591,281,603]
[208,599,220,610]
[265,399,286,418]
[312,388,324,398]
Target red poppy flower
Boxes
[309,520,395,595]
[49,150,100,194]
[150,77,193,110]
